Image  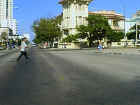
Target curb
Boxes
[95,51,140,56]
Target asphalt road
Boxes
[0,48,140,105]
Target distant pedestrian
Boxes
[17,37,30,61]
[98,43,103,51]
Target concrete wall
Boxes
[58,42,80,49]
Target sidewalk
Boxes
[0,49,18,57]
[100,48,140,55]
[47,47,140,55]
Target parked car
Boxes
[32,43,37,47]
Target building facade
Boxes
[0,0,17,36]
[126,10,140,33]
[0,0,7,27]
[59,0,92,37]
[59,0,125,39]
[89,10,125,32]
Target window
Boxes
[64,30,69,36]
[113,20,119,26]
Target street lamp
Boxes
[136,22,138,43]
[119,0,128,47]
[135,19,140,44]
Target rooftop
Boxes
[89,10,124,20]
[59,0,92,4]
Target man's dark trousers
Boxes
[17,51,29,61]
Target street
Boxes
[0,48,140,105]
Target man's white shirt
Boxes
[20,41,27,52]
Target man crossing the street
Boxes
[17,37,30,61]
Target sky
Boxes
[14,0,139,41]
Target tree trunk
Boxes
[89,40,93,47]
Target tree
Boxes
[32,17,62,47]
[126,32,136,40]
[126,24,140,40]
[0,32,8,48]
[62,35,78,43]
[77,14,112,47]
[107,31,124,42]
[1,32,8,40]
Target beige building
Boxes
[59,0,92,37]
[59,0,125,38]
[58,0,125,48]
[89,10,125,31]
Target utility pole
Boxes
[136,19,140,45]
[136,22,138,44]
[120,0,127,47]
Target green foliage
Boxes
[1,32,8,40]
[126,24,140,40]
[0,32,8,48]
[32,17,62,44]
[62,35,78,43]
[130,24,140,31]
[54,15,63,25]
[77,14,112,47]
[126,32,136,40]
[107,31,124,42]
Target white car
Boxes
[32,44,37,47]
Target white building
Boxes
[8,19,17,35]
[59,0,92,37]
[59,0,125,39]
[0,0,17,36]
[126,10,140,33]
[125,18,135,33]
[0,0,7,27]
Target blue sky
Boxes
[14,0,139,41]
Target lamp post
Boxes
[136,20,140,44]
[119,0,127,47]
[136,22,138,44]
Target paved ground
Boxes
[102,48,140,55]
[0,49,17,57]
[48,48,140,55]
[0,48,140,105]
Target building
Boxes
[133,10,140,19]
[89,10,125,32]
[59,0,92,37]
[59,0,125,39]
[126,10,140,33]
[0,0,17,36]
[0,0,7,27]
[58,0,126,48]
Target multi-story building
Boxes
[0,0,7,27]
[126,10,140,33]
[59,0,92,37]
[0,0,17,36]
[59,0,125,38]
[133,10,140,19]
[89,10,125,32]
